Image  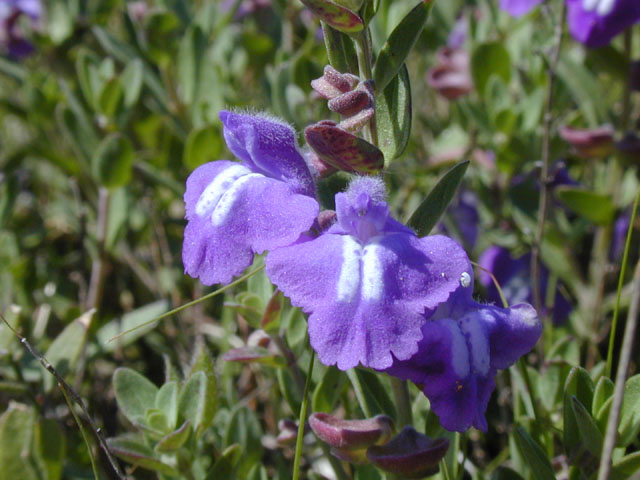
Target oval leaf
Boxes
[92,133,134,189]
[375,64,412,163]
[471,42,511,98]
[113,368,159,427]
[555,187,615,226]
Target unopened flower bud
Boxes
[328,88,372,116]
[276,419,299,446]
[427,47,472,100]
[559,124,614,158]
[309,413,394,450]
[312,65,360,99]
[366,426,449,478]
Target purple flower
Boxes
[384,281,541,432]
[500,0,640,48]
[0,0,41,58]
[266,177,471,370]
[478,246,572,324]
[437,189,479,249]
[182,111,319,285]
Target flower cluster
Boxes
[182,109,541,432]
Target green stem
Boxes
[107,265,265,343]
[292,350,316,480]
[390,377,412,427]
[355,30,378,147]
[605,187,640,377]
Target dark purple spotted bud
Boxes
[312,65,360,99]
[366,426,450,478]
[309,413,394,463]
[559,124,614,158]
[300,0,364,34]
[328,88,372,116]
[305,122,384,173]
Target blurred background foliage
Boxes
[0,0,639,479]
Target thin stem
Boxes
[355,30,378,147]
[605,187,640,377]
[531,2,566,319]
[292,350,316,480]
[86,187,110,310]
[390,377,413,427]
[0,313,126,479]
[597,259,640,480]
[107,265,265,342]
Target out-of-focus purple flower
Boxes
[478,246,572,324]
[500,0,544,16]
[559,124,615,158]
[266,177,471,370]
[426,47,473,100]
[566,0,640,48]
[437,190,479,249]
[182,110,319,286]
[384,279,541,432]
[221,0,271,20]
[366,426,450,478]
[447,15,468,49]
[0,0,41,58]
[611,210,631,261]
[500,0,640,48]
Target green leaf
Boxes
[592,376,614,418]
[373,1,431,91]
[113,368,159,427]
[98,77,124,118]
[43,309,94,392]
[321,23,358,74]
[471,42,511,98]
[570,396,602,457]
[347,369,397,420]
[97,300,169,352]
[121,59,144,108]
[75,49,100,109]
[563,367,595,462]
[156,381,179,431]
[183,125,224,169]
[92,133,134,189]
[312,366,347,413]
[557,54,609,126]
[610,451,640,480]
[0,405,38,480]
[555,187,615,226]
[107,434,180,477]
[617,374,640,447]
[145,408,170,436]
[223,407,263,476]
[514,427,556,480]
[178,25,208,105]
[34,418,65,480]
[155,420,192,453]
[375,63,411,163]
[407,160,470,237]
[248,464,270,480]
[207,444,243,480]
[300,0,364,34]
[179,371,217,438]
[277,367,302,413]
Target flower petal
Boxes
[499,0,544,17]
[183,161,318,285]
[266,233,470,370]
[566,0,640,48]
[219,110,315,197]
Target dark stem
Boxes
[530,3,566,321]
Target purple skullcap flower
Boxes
[500,0,544,16]
[266,177,471,370]
[478,246,572,324]
[384,279,541,432]
[501,0,640,48]
[566,0,640,48]
[182,110,319,285]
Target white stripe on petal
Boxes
[582,0,599,11]
[211,173,263,226]
[361,242,385,301]
[195,164,251,217]
[459,314,490,376]
[596,0,615,16]
[337,236,362,302]
[442,319,470,378]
